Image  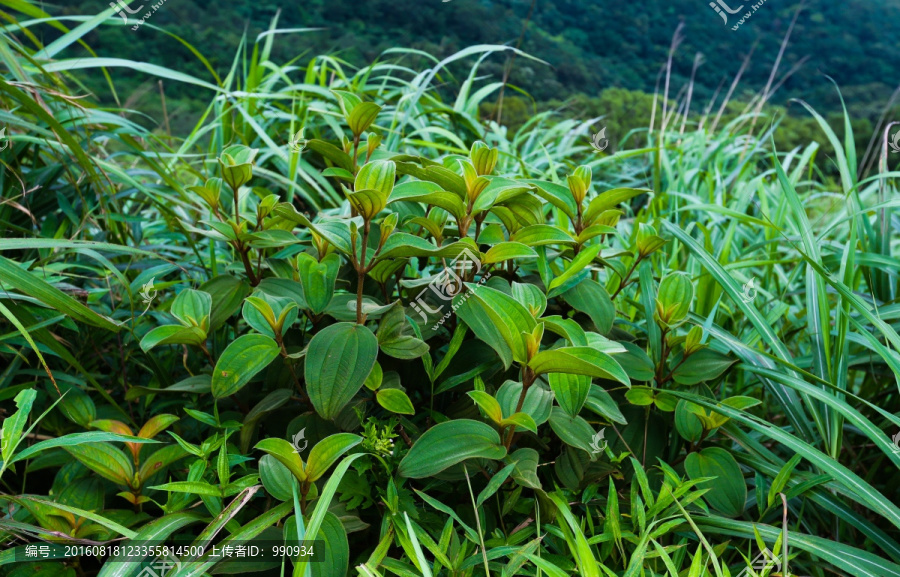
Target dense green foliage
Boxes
[65,0,900,105]
[58,0,900,138]
[2,4,900,577]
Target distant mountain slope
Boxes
[62,0,900,117]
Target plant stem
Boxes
[352,134,360,174]
[356,220,371,324]
[463,464,491,577]
[237,243,259,286]
[611,256,642,299]
[506,367,536,448]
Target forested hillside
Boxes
[64,0,900,118]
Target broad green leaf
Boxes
[171,289,212,327]
[512,282,548,317]
[675,400,704,442]
[65,443,134,486]
[13,432,159,465]
[548,408,597,454]
[139,444,190,481]
[548,372,591,417]
[499,412,538,434]
[496,380,553,429]
[511,225,575,246]
[377,234,476,260]
[364,362,384,391]
[242,294,298,338]
[376,388,415,415]
[201,275,251,330]
[137,414,180,441]
[348,102,382,136]
[529,347,629,385]
[377,302,428,359]
[211,334,280,398]
[259,454,299,501]
[523,179,578,218]
[255,438,307,482]
[398,420,507,479]
[57,384,96,428]
[684,447,747,516]
[347,188,388,219]
[296,253,340,315]
[389,189,466,220]
[548,244,601,292]
[333,90,363,117]
[615,341,655,382]
[482,242,537,264]
[625,387,655,406]
[139,325,207,351]
[454,284,535,367]
[584,385,627,425]
[305,433,362,482]
[310,511,350,577]
[505,448,542,489]
[468,390,503,423]
[671,349,736,385]
[583,188,649,224]
[561,279,615,335]
[306,323,378,420]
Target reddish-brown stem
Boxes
[398,424,413,448]
[611,256,642,299]
[505,367,537,448]
[237,243,259,286]
[655,327,671,383]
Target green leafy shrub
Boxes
[1,13,900,577]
